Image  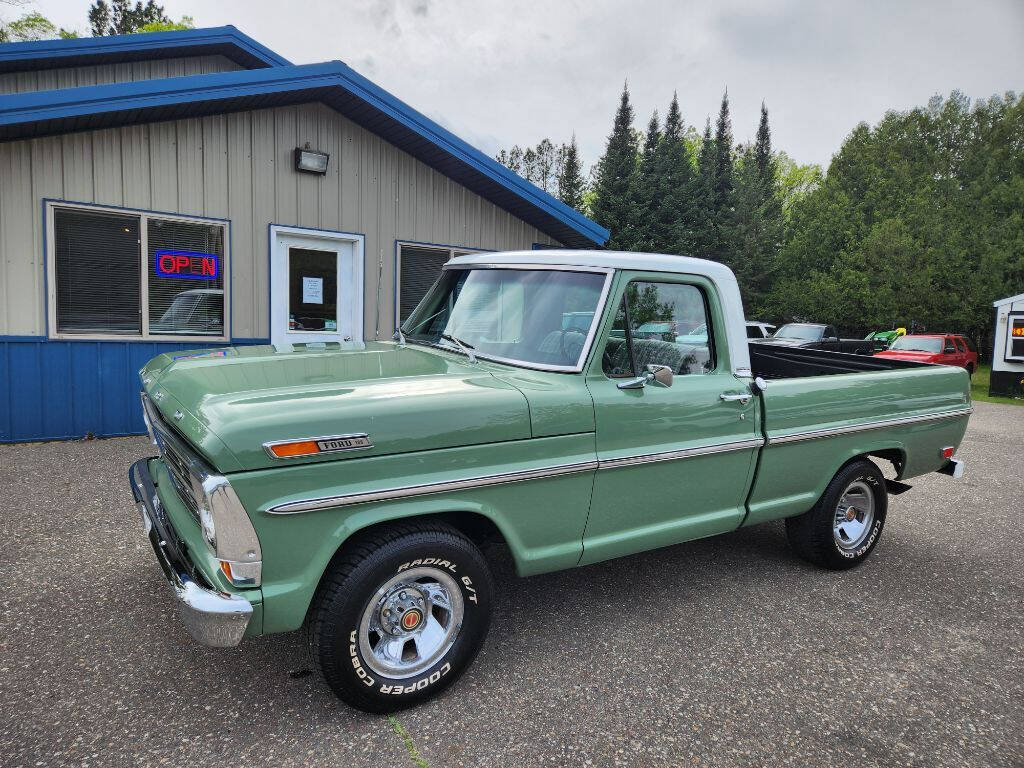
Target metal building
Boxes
[0,27,608,442]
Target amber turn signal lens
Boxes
[269,440,320,458]
[220,560,233,580]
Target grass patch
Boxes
[971,364,1024,406]
[388,715,430,768]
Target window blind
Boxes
[399,246,454,324]
[54,208,141,334]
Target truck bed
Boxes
[743,341,972,528]
[749,342,924,379]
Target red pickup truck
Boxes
[875,334,978,375]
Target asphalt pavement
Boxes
[1,402,1021,768]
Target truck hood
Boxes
[140,342,530,472]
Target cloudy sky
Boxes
[24,0,1024,170]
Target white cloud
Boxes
[28,0,1024,170]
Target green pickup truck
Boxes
[129,251,971,712]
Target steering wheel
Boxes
[558,325,590,363]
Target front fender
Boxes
[228,434,596,634]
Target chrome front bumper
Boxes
[129,458,252,647]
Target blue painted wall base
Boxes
[0,337,268,442]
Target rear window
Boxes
[890,336,943,353]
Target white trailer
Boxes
[991,293,1024,397]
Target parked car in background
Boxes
[746,321,776,339]
[865,327,906,351]
[753,323,873,355]
[875,334,978,375]
[130,250,971,713]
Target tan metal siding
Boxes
[0,101,561,338]
[0,55,243,94]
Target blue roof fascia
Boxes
[0,25,290,73]
[0,62,609,246]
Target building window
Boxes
[48,203,228,341]
[396,242,480,327]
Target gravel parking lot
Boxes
[1,401,1021,768]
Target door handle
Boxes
[720,392,751,405]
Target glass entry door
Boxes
[270,227,363,347]
[288,247,339,334]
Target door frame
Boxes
[269,225,365,347]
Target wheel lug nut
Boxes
[399,591,407,599]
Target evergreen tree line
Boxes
[499,86,1024,349]
[496,137,586,211]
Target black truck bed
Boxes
[749,342,927,380]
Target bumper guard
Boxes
[129,458,252,647]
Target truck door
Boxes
[580,272,762,566]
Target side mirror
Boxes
[616,363,674,390]
[826,336,839,343]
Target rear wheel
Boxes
[785,459,887,570]
[965,363,975,377]
[308,521,493,712]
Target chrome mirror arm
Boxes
[616,364,673,390]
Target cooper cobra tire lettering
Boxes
[348,630,376,686]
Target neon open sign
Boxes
[155,250,219,280]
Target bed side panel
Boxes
[745,365,970,526]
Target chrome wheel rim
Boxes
[833,480,875,550]
[357,567,464,679]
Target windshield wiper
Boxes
[440,333,477,363]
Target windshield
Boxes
[158,293,201,325]
[401,267,608,370]
[774,323,824,341]
[890,336,943,353]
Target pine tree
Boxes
[626,110,661,250]
[591,83,639,250]
[692,118,717,256]
[754,102,776,192]
[733,102,784,312]
[708,90,737,268]
[651,93,698,254]
[556,135,587,212]
[713,90,735,216]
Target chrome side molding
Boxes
[267,437,766,515]
[767,407,973,446]
[269,460,600,515]
[599,438,765,470]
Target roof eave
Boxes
[0,61,608,247]
[0,25,290,74]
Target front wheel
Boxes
[785,459,888,570]
[308,521,493,712]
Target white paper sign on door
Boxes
[302,276,323,304]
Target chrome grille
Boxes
[160,440,201,522]
[141,392,201,523]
